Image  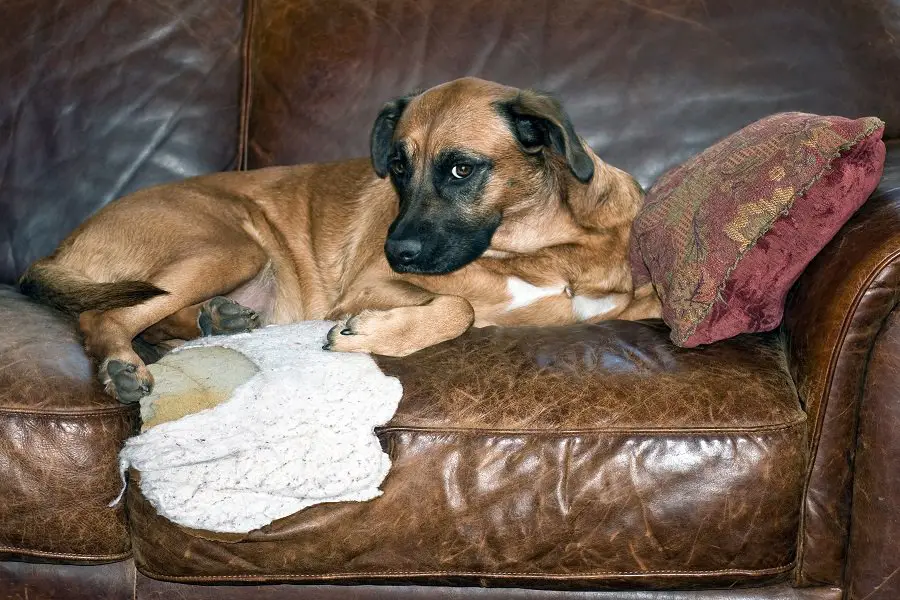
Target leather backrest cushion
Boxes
[247,0,900,186]
[0,0,245,284]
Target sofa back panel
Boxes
[0,0,246,284]
[245,0,900,187]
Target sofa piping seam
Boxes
[135,560,796,583]
[376,417,807,437]
[0,545,131,562]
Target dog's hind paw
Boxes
[102,359,153,404]
[198,296,260,337]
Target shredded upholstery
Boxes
[112,321,402,533]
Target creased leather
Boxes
[846,309,900,600]
[783,143,900,586]
[375,323,802,431]
[0,0,246,285]
[130,321,806,589]
[0,287,137,561]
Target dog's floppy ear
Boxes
[370,94,416,178]
[495,91,594,183]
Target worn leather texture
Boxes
[782,142,900,586]
[129,322,806,589]
[0,560,135,600]
[845,308,900,600]
[0,559,843,600]
[244,0,900,190]
[0,287,137,561]
[0,0,246,285]
[134,570,842,600]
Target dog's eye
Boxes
[450,164,472,179]
[390,160,405,176]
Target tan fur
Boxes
[19,78,660,401]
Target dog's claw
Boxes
[340,328,353,335]
[322,343,332,351]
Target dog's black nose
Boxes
[386,238,422,265]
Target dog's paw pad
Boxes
[105,359,152,404]
[199,296,260,336]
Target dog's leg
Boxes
[80,255,267,403]
[617,284,662,321]
[324,283,475,357]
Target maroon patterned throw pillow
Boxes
[630,112,886,347]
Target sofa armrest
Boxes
[782,140,900,586]
[846,307,900,600]
[0,286,137,562]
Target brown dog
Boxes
[19,77,660,403]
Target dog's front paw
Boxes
[323,309,414,356]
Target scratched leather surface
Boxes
[845,309,900,600]
[782,142,900,586]
[376,322,801,431]
[129,320,806,588]
[0,287,137,560]
[0,0,245,285]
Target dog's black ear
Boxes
[370,94,414,178]
[495,91,594,183]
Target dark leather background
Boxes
[246,0,900,188]
[0,0,245,285]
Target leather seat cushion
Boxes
[130,320,806,590]
[0,287,136,561]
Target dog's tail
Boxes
[18,260,167,314]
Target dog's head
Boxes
[371,77,596,274]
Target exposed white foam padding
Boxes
[113,321,402,533]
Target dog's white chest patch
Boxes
[571,294,618,321]
[504,277,619,321]
[505,277,566,311]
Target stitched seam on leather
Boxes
[377,417,807,436]
[0,406,136,418]
[797,247,900,582]
[0,545,131,561]
[135,560,796,582]
[235,0,256,171]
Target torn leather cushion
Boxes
[129,320,806,590]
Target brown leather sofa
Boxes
[2,1,899,599]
